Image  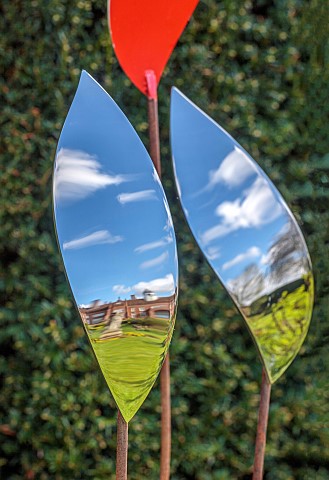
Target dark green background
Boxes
[1,0,328,478]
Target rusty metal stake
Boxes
[252,369,271,480]
[160,354,171,480]
[147,97,161,176]
[146,70,171,480]
[116,410,128,480]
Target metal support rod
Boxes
[146,70,171,480]
[160,354,171,480]
[252,369,271,480]
[116,410,128,480]
[147,96,161,176]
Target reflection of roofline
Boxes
[80,293,176,313]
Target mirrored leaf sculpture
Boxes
[170,88,313,384]
[53,71,178,422]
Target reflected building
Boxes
[77,289,177,419]
[80,290,176,326]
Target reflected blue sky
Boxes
[170,87,310,306]
[54,71,178,306]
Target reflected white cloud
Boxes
[113,284,132,296]
[140,252,169,270]
[54,148,130,202]
[134,274,175,294]
[260,252,270,266]
[63,230,123,250]
[117,189,156,204]
[113,274,175,297]
[135,235,173,254]
[222,246,261,271]
[208,147,255,189]
[206,246,221,260]
[201,177,283,245]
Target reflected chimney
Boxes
[143,289,157,301]
[131,294,136,300]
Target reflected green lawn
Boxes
[86,319,173,422]
[245,278,314,383]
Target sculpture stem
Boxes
[147,95,161,177]
[146,70,171,480]
[252,369,271,480]
[160,354,171,480]
[116,410,128,480]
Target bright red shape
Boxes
[109,0,199,98]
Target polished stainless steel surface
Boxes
[53,71,178,422]
[170,88,313,384]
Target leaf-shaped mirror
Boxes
[170,88,313,384]
[53,71,178,422]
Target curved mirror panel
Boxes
[170,87,313,383]
[53,71,178,422]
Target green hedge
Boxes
[1,0,328,478]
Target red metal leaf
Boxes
[109,0,198,98]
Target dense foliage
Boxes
[1,0,328,478]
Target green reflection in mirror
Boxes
[244,274,313,382]
[80,295,176,421]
